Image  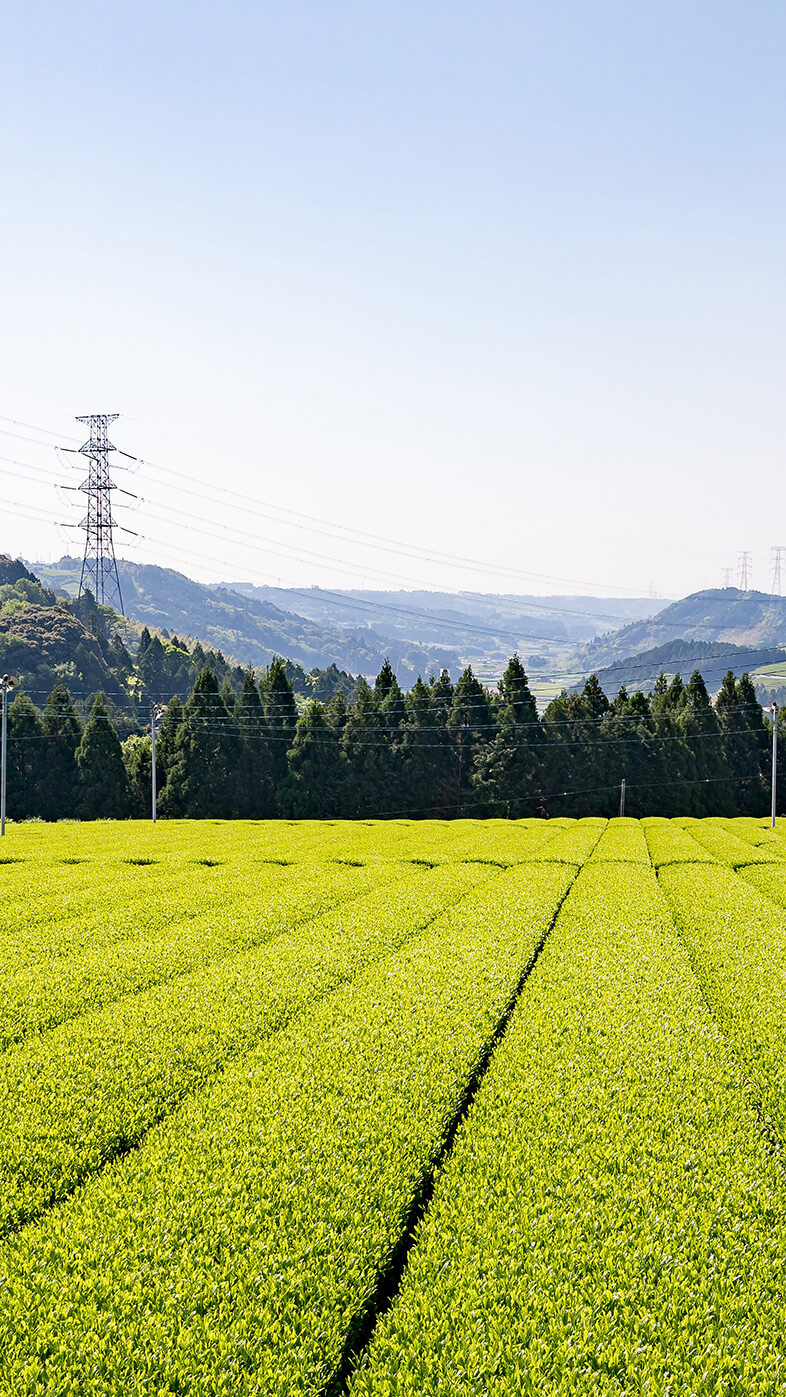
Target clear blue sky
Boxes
[2,2,785,597]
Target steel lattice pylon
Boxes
[76,414,124,614]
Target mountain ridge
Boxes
[580,588,786,671]
[31,558,458,683]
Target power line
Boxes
[4,419,779,648]
[4,496,782,705]
[4,439,785,697]
[124,522,786,665]
[4,713,770,752]
[132,453,667,601]
[4,415,665,599]
[0,415,80,444]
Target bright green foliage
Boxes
[524,816,605,863]
[0,862,576,1393]
[724,816,786,860]
[737,862,786,909]
[0,860,393,1045]
[442,817,573,865]
[641,815,719,865]
[0,862,490,1231]
[675,816,778,866]
[1,819,786,1393]
[587,816,650,862]
[351,865,786,1395]
[659,862,786,1140]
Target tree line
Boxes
[3,656,781,822]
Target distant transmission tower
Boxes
[738,550,752,591]
[771,545,785,596]
[76,414,124,614]
[721,567,732,589]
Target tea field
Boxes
[1,815,786,1393]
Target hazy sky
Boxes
[2,2,785,598]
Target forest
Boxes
[3,653,780,821]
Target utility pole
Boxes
[150,704,166,823]
[0,675,16,836]
[76,414,125,614]
[738,551,752,591]
[153,704,167,821]
[769,702,778,830]
[771,546,785,596]
[721,567,732,589]
[619,778,626,817]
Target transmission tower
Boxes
[721,567,732,589]
[76,414,124,614]
[738,551,752,591]
[771,545,786,596]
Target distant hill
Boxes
[1,556,365,723]
[32,558,458,683]
[225,584,659,665]
[0,554,135,710]
[572,638,785,698]
[580,589,786,671]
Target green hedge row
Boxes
[351,864,786,1394]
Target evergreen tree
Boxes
[395,676,448,817]
[374,661,406,807]
[220,676,239,715]
[374,658,397,702]
[326,690,349,734]
[429,669,454,717]
[159,668,239,818]
[677,670,734,815]
[540,690,587,817]
[284,701,346,816]
[237,670,274,816]
[155,695,184,794]
[137,634,169,700]
[596,687,670,817]
[377,664,407,731]
[473,655,542,816]
[581,673,610,724]
[651,672,669,710]
[122,733,152,818]
[342,679,394,816]
[446,667,493,815]
[666,673,686,710]
[6,692,45,819]
[715,670,768,814]
[540,676,610,817]
[40,682,82,819]
[260,658,298,809]
[76,694,132,818]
